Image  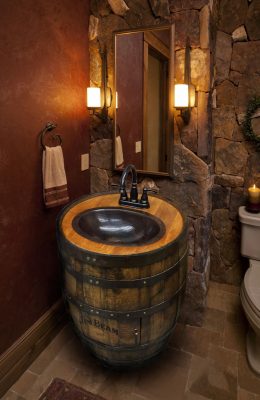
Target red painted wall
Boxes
[115,32,143,169]
[0,0,90,354]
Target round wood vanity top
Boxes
[60,192,185,256]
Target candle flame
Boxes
[253,184,256,189]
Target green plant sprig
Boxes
[242,97,260,151]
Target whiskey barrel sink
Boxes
[57,192,187,366]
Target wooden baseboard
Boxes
[0,299,66,398]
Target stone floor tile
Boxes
[29,324,74,375]
[207,284,241,314]
[1,391,26,400]
[225,294,241,314]
[207,287,227,312]
[70,359,110,394]
[238,353,260,395]
[23,358,78,400]
[41,357,78,382]
[202,308,226,334]
[238,388,257,399]
[168,322,186,349]
[160,346,192,368]
[183,392,212,399]
[18,375,52,400]
[47,323,74,351]
[128,395,150,400]
[223,312,247,353]
[28,345,57,376]
[10,371,38,396]
[55,336,91,368]
[135,365,188,400]
[208,344,238,377]
[169,324,223,357]
[19,355,78,400]
[133,348,191,400]
[187,354,237,400]
[209,282,240,295]
[97,369,140,400]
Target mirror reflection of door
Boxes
[145,46,169,172]
[114,27,172,174]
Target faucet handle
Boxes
[111,182,121,194]
[119,187,128,201]
[111,182,128,201]
[142,187,158,194]
[140,187,157,207]
[111,183,120,189]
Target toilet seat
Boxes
[243,261,260,318]
[239,206,260,374]
[241,282,260,338]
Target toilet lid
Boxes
[244,262,260,314]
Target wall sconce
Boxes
[86,45,112,122]
[174,84,195,108]
[174,37,195,124]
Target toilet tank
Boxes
[239,206,260,260]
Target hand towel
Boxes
[115,135,124,168]
[42,145,69,208]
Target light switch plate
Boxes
[81,153,89,171]
[135,141,142,153]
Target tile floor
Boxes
[3,282,260,400]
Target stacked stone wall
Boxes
[211,0,260,285]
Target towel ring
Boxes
[40,122,62,149]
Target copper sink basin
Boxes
[72,207,165,246]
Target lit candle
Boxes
[248,184,260,204]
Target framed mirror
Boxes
[113,24,175,176]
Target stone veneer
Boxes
[211,0,260,285]
[88,0,260,325]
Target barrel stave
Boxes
[68,294,184,366]
[64,250,187,312]
[61,243,182,279]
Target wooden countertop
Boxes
[61,193,185,256]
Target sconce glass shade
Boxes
[87,87,101,108]
[174,84,189,108]
[115,91,119,109]
[189,84,196,108]
[174,84,195,108]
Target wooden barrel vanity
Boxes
[57,192,187,366]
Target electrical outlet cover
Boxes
[135,141,142,153]
[81,153,89,171]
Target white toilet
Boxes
[239,206,260,373]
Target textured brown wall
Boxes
[0,0,90,354]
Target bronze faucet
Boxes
[119,164,156,208]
